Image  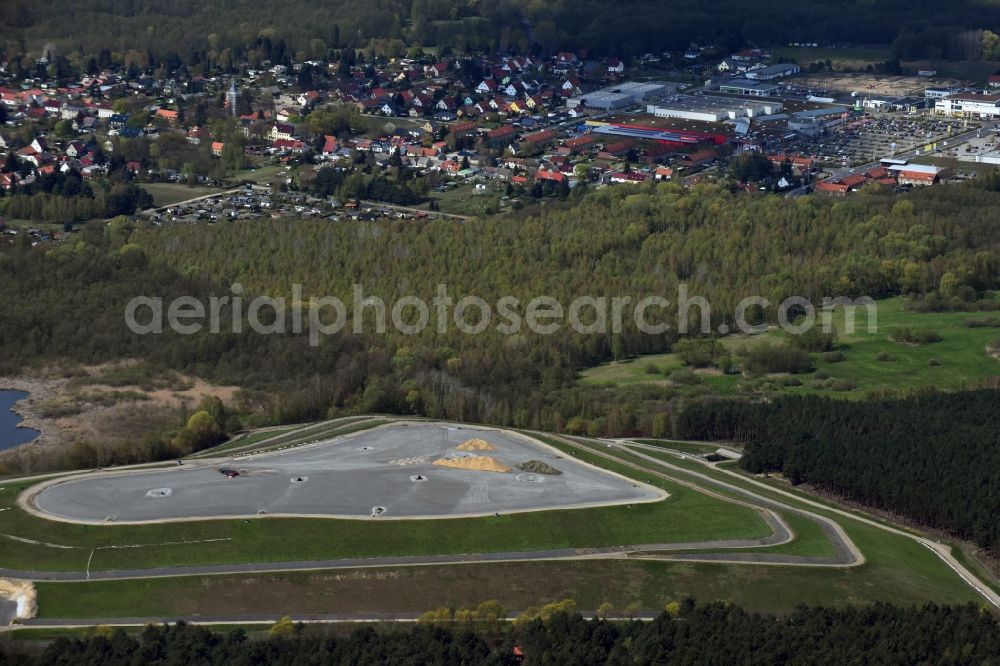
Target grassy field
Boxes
[231,164,285,186]
[579,296,1000,398]
[193,425,304,456]
[901,59,1000,81]
[34,527,978,619]
[772,46,891,69]
[424,183,504,216]
[631,439,733,455]
[142,182,226,207]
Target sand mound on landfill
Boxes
[433,455,511,473]
[0,579,36,618]
[516,460,562,475]
[456,438,496,451]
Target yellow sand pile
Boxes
[456,438,496,451]
[433,455,511,473]
[0,578,36,619]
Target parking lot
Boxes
[772,115,969,166]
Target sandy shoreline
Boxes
[0,377,67,448]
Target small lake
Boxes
[0,390,40,450]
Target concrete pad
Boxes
[28,423,663,523]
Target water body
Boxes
[0,390,40,450]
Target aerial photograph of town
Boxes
[0,0,999,663]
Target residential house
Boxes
[429,60,451,78]
[487,125,518,147]
[476,79,498,94]
[609,171,648,184]
[65,141,87,158]
[450,120,478,137]
[270,123,295,141]
[521,128,556,147]
[563,134,597,154]
[680,147,717,167]
[155,108,179,125]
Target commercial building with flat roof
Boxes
[718,79,781,97]
[566,81,674,110]
[935,93,1000,118]
[745,63,801,80]
[787,107,850,136]
[889,163,947,185]
[646,96,782,122]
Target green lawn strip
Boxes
[631,439,726,455]
[943,543,1000,598]
[142,183,226,207]
[0,452,767,572]
[771,46,891,64]
[627,509,835,559]
[195,426,303,456]
[34,548,978,620]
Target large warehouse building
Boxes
[646,96,783,122]
[745,63,801,80]
[566,81,674,110]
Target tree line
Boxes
[676,389,1000,552]
[6,0,1000,71]
[7,601,1000,665]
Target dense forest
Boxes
[2,183,999,448]
[5,0,1000,66]
[6,603,1000,665]
[677,390,1000,552]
